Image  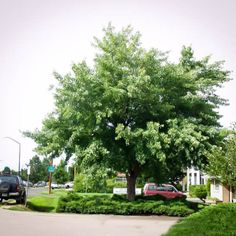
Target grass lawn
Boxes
[165,203,236,236]
[26,191,111,212]
[0,190,69,212]
[26,189,67,212]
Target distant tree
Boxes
[53,160,68,184]
[20,168,28,181]
[24,25,230,200]
[29,156,50,183]
[207,125,236,188]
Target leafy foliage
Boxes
[53,160,69,184]
[56,192,197,216]
[189,185,207,201]
[207,125,236,187]
[27,156,50,183]
[74,166,112,193]
[24,25,230,200]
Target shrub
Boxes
[73,173,108,193]
[194,186,207,201]
[189,185,207,201]
[56,192,198,217]
[106,178,127,193]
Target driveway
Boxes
[0,208,179,236]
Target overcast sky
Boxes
[0,0,236,171]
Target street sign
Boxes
[48,165,55,173]
[27,166,31,175]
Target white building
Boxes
[186,166,208,191]
[210,178,236,202]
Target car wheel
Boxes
[16,197,21,204]
[21,193,26,205]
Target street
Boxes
[0,208,179,236]
[27,186,48,197]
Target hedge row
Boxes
[56,192,198,217]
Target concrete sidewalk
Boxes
[0,208,179,236]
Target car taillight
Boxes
[16,185,20,192]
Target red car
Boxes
[143,183,186,199]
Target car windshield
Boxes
[0,176,17,184]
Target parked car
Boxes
[0,174,26,204]
[51,182,66,189]
[34,181,47,187]
[143,183,186,199]
[51,182,59,189]
[22,180,33,187]
[65,181,74,189]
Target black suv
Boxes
[0,175,26,204]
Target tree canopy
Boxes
[24,25,230,200]
[207,125,236,188]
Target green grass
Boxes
[165,203,236,236]
[26,190,67,212]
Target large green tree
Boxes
[25,25,230,200]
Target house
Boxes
[186,167,236,202]
[186,166,208,191]
[116,172,127,182]
[210,178,236,202]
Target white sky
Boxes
[0,0,236,171]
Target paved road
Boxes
[27,186,48,196]
[0,208,179,236]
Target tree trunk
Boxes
[126,172,137,201]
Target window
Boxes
[189,173,192,185]
[148,185,157,190]
[200,176,205,185]
[157,187,165,191]
[194,173,197,185]
[0,176,17,184]
[116,176,127,182]
[214,182,220,190]
[165,186,174,192]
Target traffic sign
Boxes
[48,165,55,173]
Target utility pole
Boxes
[48,159,54,194]
[0,160,3,174]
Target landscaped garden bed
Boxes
[55,192,203,217]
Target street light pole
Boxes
[0,160,3,174]
[3,137,21,176]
